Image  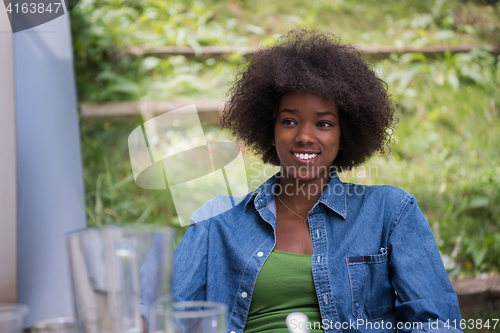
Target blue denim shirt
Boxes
[172,172,461,333]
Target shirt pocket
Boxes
[346,249,396,321]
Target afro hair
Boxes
[221,29,396,170]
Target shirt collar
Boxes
[244,171,347,219]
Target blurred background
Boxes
[71,0,499,325]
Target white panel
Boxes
[14,13,87,326]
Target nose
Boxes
[296,124,316,144]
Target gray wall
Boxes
[14,12,87,325]
[0,2,17,304]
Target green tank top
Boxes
[244,249,323,333]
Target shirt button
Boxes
[257,252,264,257]
[230,331,235,333]
[241,292,248,298]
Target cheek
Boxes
[273,140,289,159]
[321,131,340,144]
[333,129,341,144]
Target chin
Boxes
[281,168,329,181]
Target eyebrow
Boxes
[278,108,338,118]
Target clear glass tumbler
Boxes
[66,226,175,333]
[0,304,29,333]
[30,317,76,333]
[150,300,226,333]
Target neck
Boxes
[274,173,331,209]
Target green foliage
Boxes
[70,0,255,101]
[80,119,175,225]
[75,0,500,278]
[70,0,500,102]
[455,1,500,44]
[385,49,500,96]
[350,51,500,276]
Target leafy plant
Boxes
[76,0,500,277]
[384,49,499,98]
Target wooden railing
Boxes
[116,44,500,59]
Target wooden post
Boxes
[0,3,17,303]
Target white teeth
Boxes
[295,153,318,160]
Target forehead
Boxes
[278,92,338,116]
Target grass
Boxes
[464,306,500,333]
[80,56,500,274]
[74,0,500,319]
[71,0,500,102]
[76,0,500,274]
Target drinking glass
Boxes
[0,304,29,333]
[30,317,76,333]
[150,299,226,333]
[66,226,175,333]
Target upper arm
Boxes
[173,222,209,302]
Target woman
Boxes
[173,30,462,333]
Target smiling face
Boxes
[273,92,341,185]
